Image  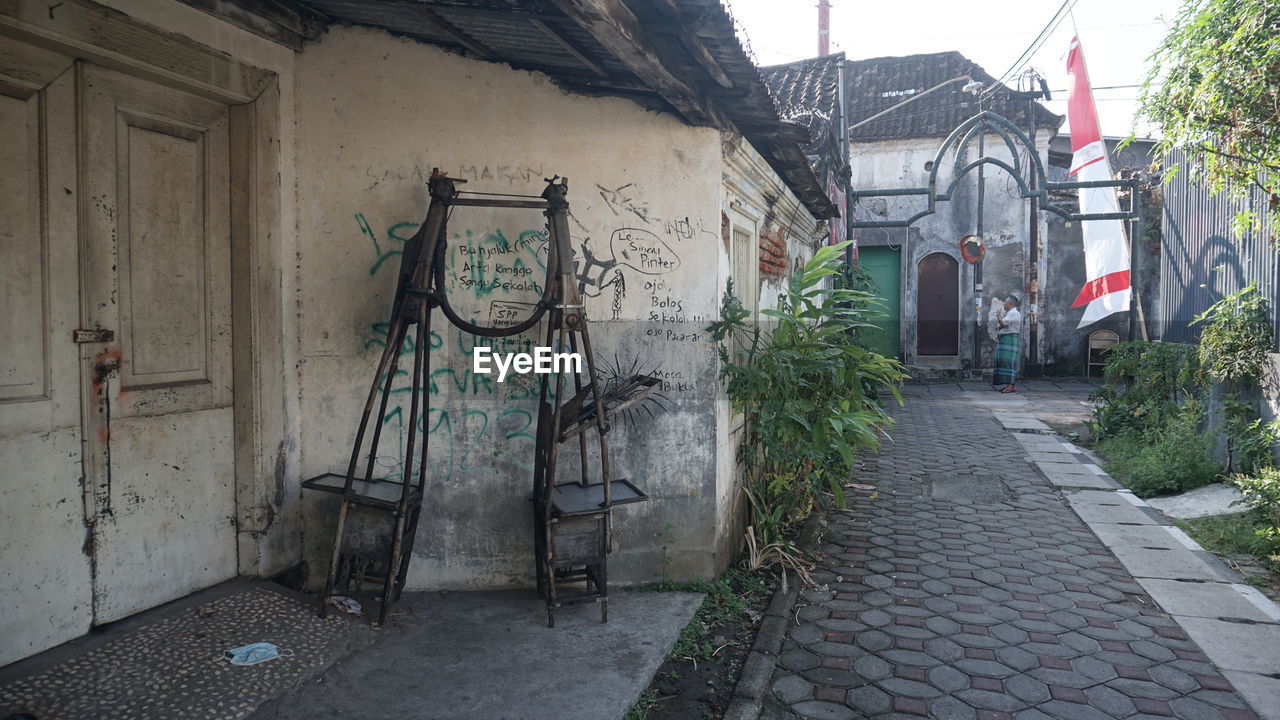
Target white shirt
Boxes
[999,308,1022,335]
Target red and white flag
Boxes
[1066,36,1130,328]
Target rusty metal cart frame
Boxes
[304,171,656,627]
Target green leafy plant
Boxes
[1233,468,1280,567]
[1135,0,1280,237]
[1089,287,1276,490]
[1193,283,1274,385]
[1087,340,1205,440]
[1099,399,1221,497]
[1235,468,1280,524]
[708,241,905,583]
[1222,397,1280,474]
[1194,284,1277,472]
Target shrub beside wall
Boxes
[1089,285,1278,497]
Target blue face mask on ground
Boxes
[224,642,289,666]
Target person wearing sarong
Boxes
[993,295,1022,393]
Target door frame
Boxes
[0,0,287,582]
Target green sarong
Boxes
[993,333,1021,385]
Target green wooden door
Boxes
[858,247,901,359]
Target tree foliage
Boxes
[1191,283,1274,384]
[1136,0,1280,232]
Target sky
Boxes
[723,0,1185,139]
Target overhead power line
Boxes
[984,0,1079,97]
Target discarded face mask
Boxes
[223,642,292,666]
[327,595,362,615]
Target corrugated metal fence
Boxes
[1159,148,1280,350]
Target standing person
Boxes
[993,295,1022,393]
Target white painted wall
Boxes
[295,27,747,589]
[1,5,824,667]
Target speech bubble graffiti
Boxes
[610,228,681,275]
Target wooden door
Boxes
[858,247,901,359]
[917,252,958,356]
[0,37,90,666]
[79,63,237,623]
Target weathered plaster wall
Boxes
[1042,216,1157,372]
[295,27,731,589]
[716,132,824,569]
[850,134,1049,370]
[1043,138,1158,372]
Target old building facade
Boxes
[840,51,1062,374]
[0,0,834,665]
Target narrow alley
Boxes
[766,383,1278,720]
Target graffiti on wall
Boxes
[348,179,714,482]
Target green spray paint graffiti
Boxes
[356,213,550,483]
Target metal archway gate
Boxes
[848,112,1143,372]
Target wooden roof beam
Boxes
[407,4,493,58]
[649,0,733,89]
[528,18,608,78]
[546,0,714,126]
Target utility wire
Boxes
[1046,84,1143,93]
[984,0,1079,97]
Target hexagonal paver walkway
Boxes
[766,385,1267,720]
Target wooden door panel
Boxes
[0,36,74,439]
[117,115,209,388]
[0,80,46,404]
[917,252,959,356]
[80,62,236,624]
[81,63,231,417]
[0,37,90,667]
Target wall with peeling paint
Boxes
[715,131,828,567]
[849,133,1051,372]
[0,3,821,667]
[0,0,301,666]
[294,27,818,589]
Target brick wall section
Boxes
[759,226,789,277]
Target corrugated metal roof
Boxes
[292,0,837,218]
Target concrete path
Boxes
[1146,484,1248,520]
[249,589,702,720]
[0,582,699,720]
[766,383,1280,720]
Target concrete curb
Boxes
[1029,431,1280,720]
[723,514,824,720]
